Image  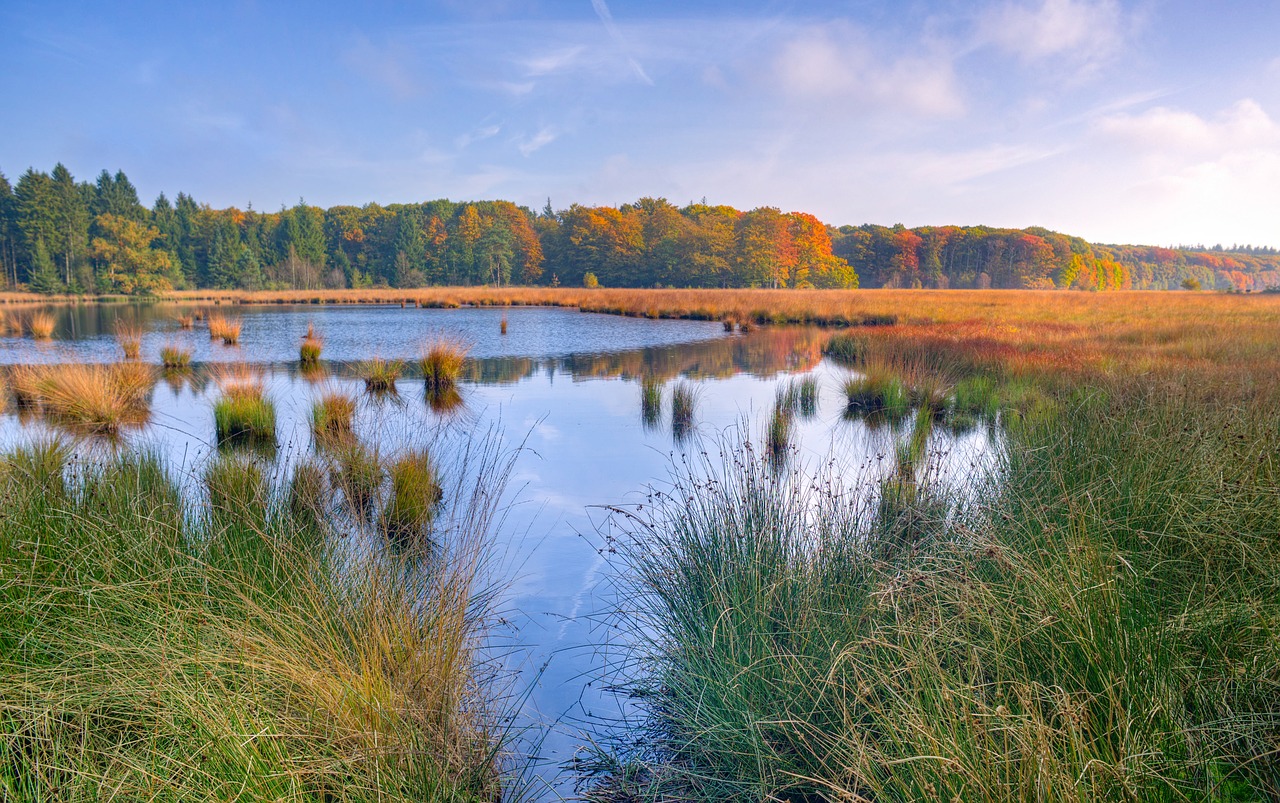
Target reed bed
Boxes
[207,314,241,345]
[113,319,143,360]
[0,438,518,800]
[27,311,55,340]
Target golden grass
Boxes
[207,314,241,345]
[114,320,143,360]
[355,356,405,392]
[28,311,55,340]
[176,313,194,329]
[8,363,154,434]
[421,338,468,392]
[160,343,192,369]
[300,322,322,365]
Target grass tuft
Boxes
[384,450,444,539]
[27,311,55,340]
[311,389,357,442]
[299,322,322,365]
[212,366,274,444]
[160,343,192,369]
[670,382,697,441]
[114,320,143,360]
[356,357,404,393]
[207,314,241,345]
[641,376,663,429]
[421,338,468,392]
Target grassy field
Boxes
[2,288,1279,800]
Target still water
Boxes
[0,303,998,795]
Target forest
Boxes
[1,163,1277,295]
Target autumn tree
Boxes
[90,214,177,295]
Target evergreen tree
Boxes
[27,238,63,294]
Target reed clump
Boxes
[9,363,154,435]
[329,441,383,515]
[213,367,274,444]
[384,450,444,539]
[641,375,663,429]
[176,313,194,329]
[311,389,356,442]
[160,343,192,369]
[114,320,143,360]
[299,322,322,365]
[356,356,404,392]
[421,338,467,392]
[207,314,241,345]
[670,382,696,440]
[843,365,908,418]
[28,311,55,340]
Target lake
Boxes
[0,302,1000,796]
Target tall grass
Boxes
[384,450,444,540]
[0,439,519,800]
[765,387,794,465]
[589,367,1280,801]
[842,364,908,419]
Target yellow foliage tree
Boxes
[91,214,175,295]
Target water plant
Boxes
[384,449,444,539]
[13,363,154,435]
[641,375,663,429]
[842,365,908,418]
[299,322,322,364]
[421,338,467,392]
[160,343,192,369]
[822,332,868,365]
[204,450,268,513]
[28,311,55,340]
[207,314,241,345]
[213,366,274,444]
[670,381,696,441]
[500,313,508,335]
[766,391,794,465]
[311,389,356,442]
[796,374,819,418]
[951,374,1000,419]
[176,313,195,329]
[114,319,143,360]
[356,356,404,392]
[288,460,329,534]
[329,441,383,515]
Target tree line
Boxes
[0,163,1275,295]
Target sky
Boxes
[2,0,1279,248]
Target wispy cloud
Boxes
[977,0,1132,78]
[590,0,653,85]
[517,126,559,156]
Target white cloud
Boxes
[978,0,1128,76]
[455,124,502,149]
[772,24,964,118]
[1095,99,1279,154]
[517,126,559,156]
[521,46,588,77]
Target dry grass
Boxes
[421,338,468,392]
[207,314,241,345]
[114,320,143,360]
[356,357,405,393]
[160,344,192,369]
[27,311,55,340]
[300,322,322,365]
[7,363,154,434]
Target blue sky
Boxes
[3,0,1279,247]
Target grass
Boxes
[160,343,191,369]
[5,363,154,435]
[212,366,274,444]
[300,322,322,364]
[311,389,357,442]
[176,313,194,329]
[421,338,467,392]
[823,331,868,364]
[796,374,818,417]
[384,450,444,540]
[356,356,405,392]
[670,382,696,441]
[500,313,508,335]
[27,311,55,340]
[842,364,909,418]
[640,376,662,429]
[765,387,794,465]
[114,319,143,360]
[0,440,516,801]
[329,441,383,516]
[207,314,241,345]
